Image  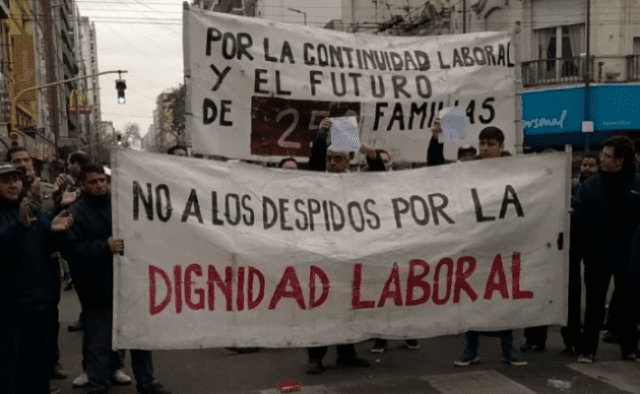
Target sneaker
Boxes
[371,339,388,353]
[336,357,370,368]
[113,368,132,385]
[306,359,323,374]
[72,371,90,387]
[578,353,595,363]
[51,363,68,379]
[405,340,420,350]
[137,382,172,394]
[504,357,528,366]
[454,356,479,367]
[603,330,619,344]
[520,343,545,353]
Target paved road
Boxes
[53,287,640,394]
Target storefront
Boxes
[522,84,640,151]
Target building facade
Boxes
[78,16,102,161]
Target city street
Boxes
[54,286,640,394]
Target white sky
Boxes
[75,0,342,136]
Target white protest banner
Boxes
[112,150,569,350]
[183,8,517,163]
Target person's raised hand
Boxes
[431,117,442,136]
[51,210,74,232]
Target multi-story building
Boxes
[56,0,79,148]
[78,16,102,162]
[338,0,640,150]
[192,0,258,17]
[0,0,10,157]
[3,0,37,136]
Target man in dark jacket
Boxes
[0,162,73,394]
[574,135,640,363]
[62,164,171,394]
[305,118,371,374]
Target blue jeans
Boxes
[461,330,520,360]
[84,307,155,393]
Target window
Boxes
[535,24,584,80]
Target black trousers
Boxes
[560,238,584,349]
[84,307,155,393]
[524,326,548,347]
[582,261,638,356]
[49,305,61,369]
[308,344,357,363]
[0,307,52,394]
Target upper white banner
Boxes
[112,150,569,350]
[184,9,517,163]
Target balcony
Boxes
[522,55,640,88]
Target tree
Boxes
[121,122,141,148]
[158,85,186,146]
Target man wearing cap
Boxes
[6,146,74,382]
[0,162,74,394]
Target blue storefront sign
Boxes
[521,84,640,149]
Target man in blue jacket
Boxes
[62,163,171,394]
[0,162,73,394]
[574,135,640,363]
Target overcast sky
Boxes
[75,0,342,136]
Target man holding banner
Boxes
[62,164,171,394]
[305,118,371,374]
[427,119,527,367]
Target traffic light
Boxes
[116,79,127,104]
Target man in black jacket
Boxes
[574,135,640,363]
[0,162,73,394]
[62,164,171,394]
[305,118,371,374]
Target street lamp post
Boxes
[287,7,307,26]
[11,70,127,162]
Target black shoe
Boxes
[225,347,261,354]
[67,320,84,332]
[306,359,323,374]
[137,382,172,394]
[371,339,388,353]
[520,343,545,353]
[336,357,370,368]
[405,340,420,350]
[51,363,68,379]
[50,387,61,394]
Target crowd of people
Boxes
[0,147,171,394]
[2,118,640,393]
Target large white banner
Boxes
[184,8,517,163]
[112,150,569,350]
